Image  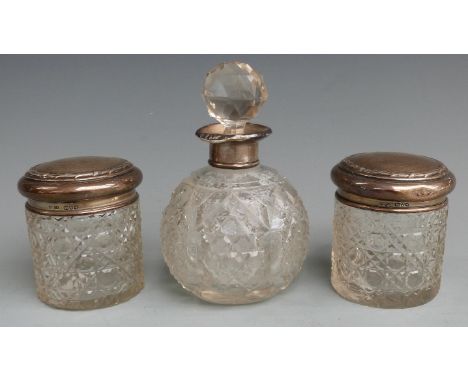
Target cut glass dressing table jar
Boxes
[330,152,456,308]
[18,156,144,310]
[161,61,309,304]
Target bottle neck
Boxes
[209,141,259,169]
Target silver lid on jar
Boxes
[331,152,456,212]
[18,156,142,215]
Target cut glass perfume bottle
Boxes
[161,62,309,304]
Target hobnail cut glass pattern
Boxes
[26,200,144,310]
[161,165,309,304]
[331,199,448,308]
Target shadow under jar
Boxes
[18,156,144,310]
[330,152,456,309]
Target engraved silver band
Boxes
[26,191,139,216]
[336,191,447,213]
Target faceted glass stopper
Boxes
[202,61,268,129]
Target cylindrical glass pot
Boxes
[18,156,144,310]
[330,152,456,308]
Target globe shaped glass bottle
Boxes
[161,62,309,304]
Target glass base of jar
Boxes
[36,282,144,310]
[331,274,440,309]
